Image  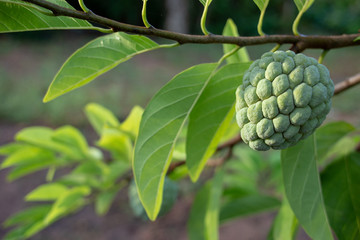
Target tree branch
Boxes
[334,73,360,95]
[23,0,360,51]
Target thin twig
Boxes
[22,0,360,51]
[334,73,360,95]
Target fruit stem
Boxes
[201,2,211,35]
[141,0,152,28]
[318,49,329,64]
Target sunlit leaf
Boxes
[4,205,51,227]
[43,32,163,102]
[281,135,333,240]
[0,0,92,33]
[26,183,68,201]
[133,63,218,220]
[120,105,144,139]
[85,103,120,135]
[97,128,133,161]
[322,152,360,240]
[222,19,250,64]
[186,63,251,181]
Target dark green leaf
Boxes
[220,195,280,223]
[222,19,250,64]
[85,103,120,135]
[281,135,333,240]
[315,121,355,162]
[187,63,251,181]
[322,152,360,240]
[0,0,92,33]
[43,33,162,102]
[133,63,218,220]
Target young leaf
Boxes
[120,105,144,139]
[281,135,333,240]
[43,32,163,102]
[1,146,52,169]
[322,152,360,239]
[133,63,218,220]
[4,205,52,227]
[222,19,250,64]
[7,158,57,181]
[25,183,68,202]
[85,103,120,135]
[315,121,355,162]
[269,197,298,240]
[219,195,280,223]
[355,36,360,42]
[44,186,91,224]
[15,127,81,159]
[293,0,315,12]
[52,125,89,159]
[95,187,120,216]
[186,63,251,181]
[188,169,224,240]
[253,0,270,11]
[97,128,133,161]
[0,0,92,33]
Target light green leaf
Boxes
[95,187,120,216]
[270,197,298,240]
[222,19,250,64]
[7,158,57,181]
[85,103,120,135]
[133,63,218,220]
[25,183,68,202]
[188,170,224,240]
[355,36,360,42]
[198,0,212,6]
[220,195,280,223]
[187,63,251,181]
[281,135,333,240]
[1,146,53,169]
[97,128,133,161]
[322,152,360,240]
[52,125,89,158]
[44,186,91,224]
[0,0,92,33]
[293,0,315,12]
[0,143,24,155]
[15,127,81,159]
[315,121,356,162]
[120,105,144,139]
[253,0,270,11]
[43,32,162,102]
[4,205,52,227]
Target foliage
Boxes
[0,0,359,240]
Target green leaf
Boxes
[15,127,81,159]
[253,0,270,11]
[186,63,251,181]
[222,19,250,64]
[133,63,218,220]
[44,186,91,224]
[355,36,360,42]
[95,187,120,216]
[1,146,53,169]
[0,0,92,33]
[120,105,144,139]
[322,152,360,240]
[269,197,298,240]
[97,128,133,161]
[198,0,212,7]
[188,170,224,240]
[0,143,24,155]
[315,121,355,162]
[85,103,120,135]
[4,205,52,227]
[293,0,315,12]
[43,32,162,102]
[281,135,333,240]
[52,125,89,158]
[219,195,280,223]
[25,183,68,202]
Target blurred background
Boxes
[0,0,359,239]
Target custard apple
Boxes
[235,50,334,151]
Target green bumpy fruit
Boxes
[235,50,334,151]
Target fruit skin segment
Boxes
[235,50,334,151]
